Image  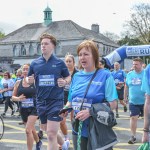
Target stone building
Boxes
[0,6,119,72]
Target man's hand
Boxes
[57,78,67,87]
[26,74,34,85]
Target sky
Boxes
[0,0,149,36]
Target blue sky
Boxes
[0,0,149,35]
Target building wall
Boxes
[0,38,118,73]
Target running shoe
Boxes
[11,110,15,116]
[128,136,136,144]
[124,106,127,112]
[62,140,70,150]
[38,130,44,139]
[116,113,119,118]
[36,140,42,150]
[1,112,6,117]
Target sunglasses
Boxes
[16,75,21,77]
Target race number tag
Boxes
[71,97,93,114]
[39,75,55,86]
[131,78,141,85]
[21,98,34,108]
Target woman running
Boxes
[60,54,78,141]
[12,64,42,150]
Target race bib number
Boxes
[39,75,55,86]
[71,97,93,114]
[114,79,120,84]
[131,78,141,85]
[21,98,34,108]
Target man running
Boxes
[28,33,71,150]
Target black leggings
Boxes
[4,96,14,113]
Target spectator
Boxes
[1,71,15,117]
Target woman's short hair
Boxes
[40,33,57,47]
[77,40,100,69]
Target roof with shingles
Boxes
[0,20,118,47]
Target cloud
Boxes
[0,22,18,34]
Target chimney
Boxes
[91,24,99,33]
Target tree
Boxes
[124,3,150,44]
[103,31,120,42]
[117,36,144,46]
[0,30,5,39]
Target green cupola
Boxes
[44,6,52,26]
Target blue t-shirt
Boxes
[28,54,70,101]
[126,70,145,104]
[0,82,3,99]
[111,69,126,85]
[68,69,118,137]
[141,64,150,95]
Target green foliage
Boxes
[117,36,144,46]
[0,31,5,39]
[124,3,150,44]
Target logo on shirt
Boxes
[52,65,56,67]
[131,78,141,85]
[92,81,102,86]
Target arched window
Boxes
[37,44,42,55]
[20,45,26,56]
[29,44,34,55]
[13,45,17,56]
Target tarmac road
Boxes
[0,103,144,150]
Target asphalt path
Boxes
[0,103,144,150]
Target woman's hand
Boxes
[75,109,90,121]
[18,94,26,101]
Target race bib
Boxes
[72,97,93,114]
[21,98,34,108]
[114,79,120,84]
[131,78,141,85]
[39,75,55,87]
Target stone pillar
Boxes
[24,43,30,56]
[33,43,38,55]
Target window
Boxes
[13,45,17,56]
[20,45,26,56]
[29,44,34,55]
[37,44,42,55]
